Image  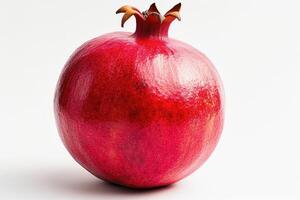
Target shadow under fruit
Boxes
[54,3,224,189]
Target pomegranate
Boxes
[54,3,224,189]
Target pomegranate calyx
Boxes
[116,3,182,38]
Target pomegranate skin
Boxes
[54,4,224,189]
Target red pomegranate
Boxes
[54,3,224,189]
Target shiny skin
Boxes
[54,32,224,188]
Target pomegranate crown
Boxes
[116,3,182,38]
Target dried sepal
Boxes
[143,3,164,24]
[148,3,160,14]
[116,5,143,27]
[164,3,182,21]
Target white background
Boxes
[0,0,299,199]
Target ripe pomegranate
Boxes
[54,3,224,189]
